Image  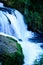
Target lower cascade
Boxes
[0,3,43,65]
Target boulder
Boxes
[0,35,24,65]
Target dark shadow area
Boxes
[28,32,43,43]
[28,32,43,49]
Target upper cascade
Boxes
[0,4,28,41]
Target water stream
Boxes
[0,3,43,65]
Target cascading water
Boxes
[0,2,4,7]
[0,3,43,65]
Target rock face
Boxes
[0,35,24,65]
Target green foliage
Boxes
[27,11,42,31]
[34,54,43,65]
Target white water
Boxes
[19,41,43,65]
[0,3,4,7]
[0,3,43,65]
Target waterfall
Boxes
[0,3,43,65]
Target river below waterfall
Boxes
[18,31,43,65]
[0,3,43,65]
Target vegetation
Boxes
[34,54,43,65]
[0,35,24,65]
[0,0,43,32]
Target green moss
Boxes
[1,51,24,65]
[7,36,17,42]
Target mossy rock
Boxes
[0,35,24,65]
[34,54,43,65]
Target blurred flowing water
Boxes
[0,3,43,65]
